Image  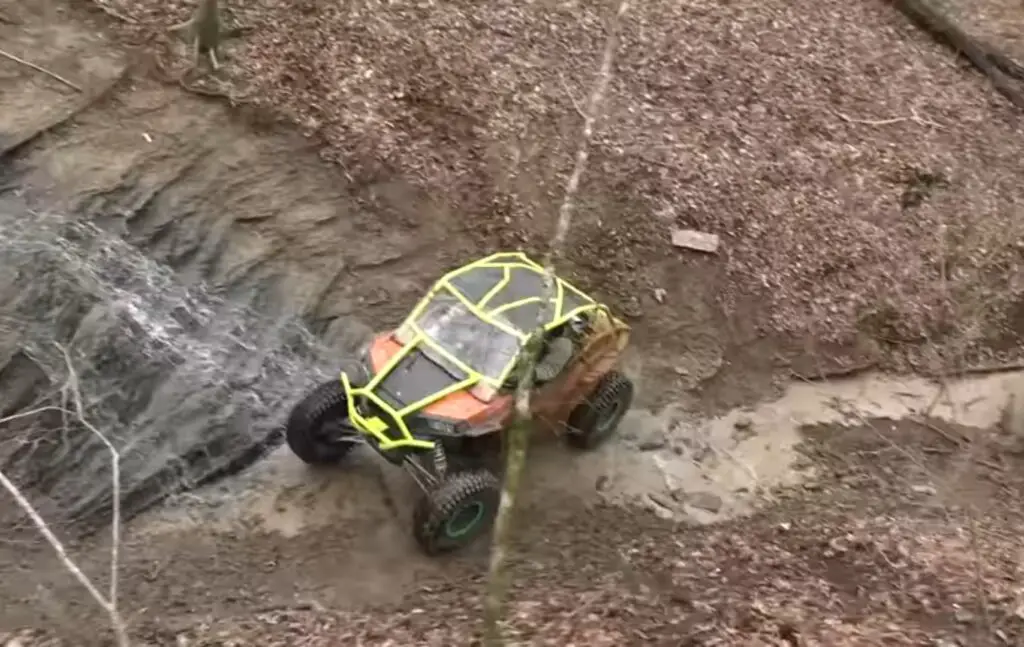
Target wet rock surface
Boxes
[0,201,363,531]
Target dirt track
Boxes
[3,1,1024,646]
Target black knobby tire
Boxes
[285,378,357,465]
[566,370,634,450]
[413,469,501,555]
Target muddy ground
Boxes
[2,0,1024,645]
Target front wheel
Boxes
[285,379,359,465]
[413,469,501,554]
[565,370,634,450]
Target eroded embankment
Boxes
[0,7,458,534]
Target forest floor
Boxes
[1,0,1024,644]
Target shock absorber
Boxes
[431,442,448,479]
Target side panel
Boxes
[531,311,629,433]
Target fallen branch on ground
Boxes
[836,106,944,129]
[889,0,1024,109]
[0,48,82,92]
[480,0,633,644]
[0,346,129,647]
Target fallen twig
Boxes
[0,48,82,92]
[0,345,129,647]
[837,106,944,129]
[56,343,123,634]
[914,416,969,447]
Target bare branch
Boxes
[482,0,633,643]
[0,405,69,426]
[0,471,112,616]
[0,348,130,646]
[836,106,944,129]
[55,343,123,625]
[0,48,83,92]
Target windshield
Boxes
[414,293,522,381]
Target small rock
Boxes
[674,365,689,376]
[733,416,752,430]
[802,481,822,491]
[671,228,721,253]
[953,608,975,624]
[910,484,936,496]
[637,437,668,451]
[595,475,611,492]
[653,287,667,303]
[686,491,723,513]
[622,296,644,318]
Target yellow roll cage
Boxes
[341,252,608,451]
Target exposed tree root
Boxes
[889,0,1024,109]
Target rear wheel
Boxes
[413,469,501,554]
[285,379,359,464]
[565,370,634,450]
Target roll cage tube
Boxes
[341,252,615,451]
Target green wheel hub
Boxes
[444,500,485,538]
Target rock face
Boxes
[0,57,442,533]
[0,204,367,533]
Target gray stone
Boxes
[686,491,723,513]
[671,228,721,253]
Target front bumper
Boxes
[341,372,437,458]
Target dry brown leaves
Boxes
[97,0,1024,359]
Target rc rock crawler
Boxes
[284,252,635,554]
